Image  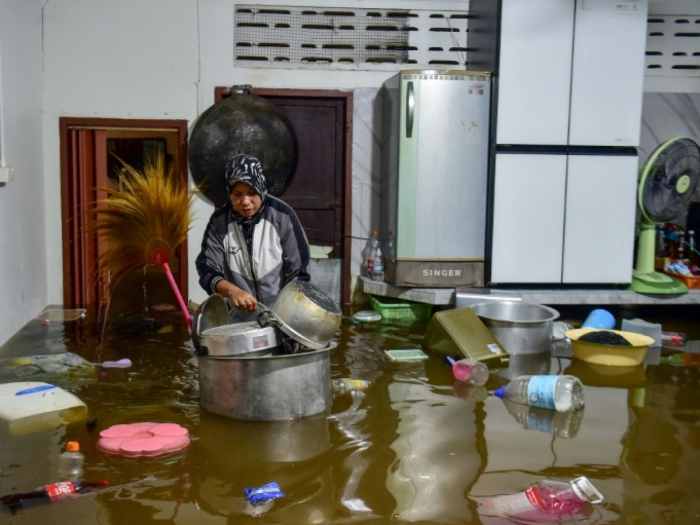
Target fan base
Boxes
[628,270,688,294]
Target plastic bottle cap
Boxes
[66,441,80,452]
[494,386,505,399]
[570,476,604,504]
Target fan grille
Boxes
[642,138,700,223]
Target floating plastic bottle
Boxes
[482,477,603,521]
[502,399,584,439]
[661,331,687,346]
[57,441,84,482]
[1,480,108,513]
[445,356,489,385]
[332,378,370,397]
[494,375,585,412]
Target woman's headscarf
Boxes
[224,154,268,227]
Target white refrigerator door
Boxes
[398,74,490,259]
[491,154,567,283]
[562,154,638,283]
[497,0,575,146]
[569,0,648,146]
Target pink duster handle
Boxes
[159,261,192,329]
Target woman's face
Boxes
[230,182,262,217]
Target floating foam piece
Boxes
[97,422,190,457]
[0,382,87,435]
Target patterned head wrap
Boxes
[225,154,269,227]
[225,154,268,199]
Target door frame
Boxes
[214,87,354,305]
[59,117,189,308]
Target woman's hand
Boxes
[215,281,258,312]
[228,288,259,312]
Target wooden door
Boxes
[62,129,110,308]
[60,118,189,310]
[260,97,346,257]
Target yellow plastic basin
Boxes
[564,328,655,367]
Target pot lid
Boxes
[192,294,229,353]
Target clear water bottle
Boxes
[332,378,370,397]
[482,477,603,520]
[57,441,84,482]
[365,230,380,275]
[502,399,584,439]
[445,356,489,385]
[494,375,585,412]
[661,331,687,346]
[371,246,385,281]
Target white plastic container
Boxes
[0,382,87,435]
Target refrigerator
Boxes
[470,0,648,284]
[380,70,492,288]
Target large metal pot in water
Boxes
[471,301,559,355]
[197,344,334,421]
[260,280,342,350]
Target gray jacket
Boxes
[196,196,310,318]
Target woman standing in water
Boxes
[196,154,310,320]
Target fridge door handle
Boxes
[406,81,415,138]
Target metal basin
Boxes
[471,301,559,355]
[198,343,335,421]
[263,280,342,350]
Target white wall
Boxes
[0,0,46,345]
[42,0,468,307]
[42,0,200,305]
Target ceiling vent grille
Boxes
[645,15,700,78]
[233,5,470,70]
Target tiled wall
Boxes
[350,88,383,296]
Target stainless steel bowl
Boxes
[263,281,342,350]
[471,301,560,355]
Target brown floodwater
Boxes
[0,305,699,524]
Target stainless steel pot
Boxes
[192,294,281,357]
[198,342,335,421]
[200,322,281,357]
[261,280,341,350]
[471,301,559,355]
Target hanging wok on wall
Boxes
[188,85,298,207]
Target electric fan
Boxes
[629,136,700,294]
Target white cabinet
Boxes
[491,154,567,283]
[562,155,638,282]
[568,0,648,146]
[492,153,638,284]
[497,0,648,147]
[496,0,575,146]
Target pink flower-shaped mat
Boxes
[97,422,190,457]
